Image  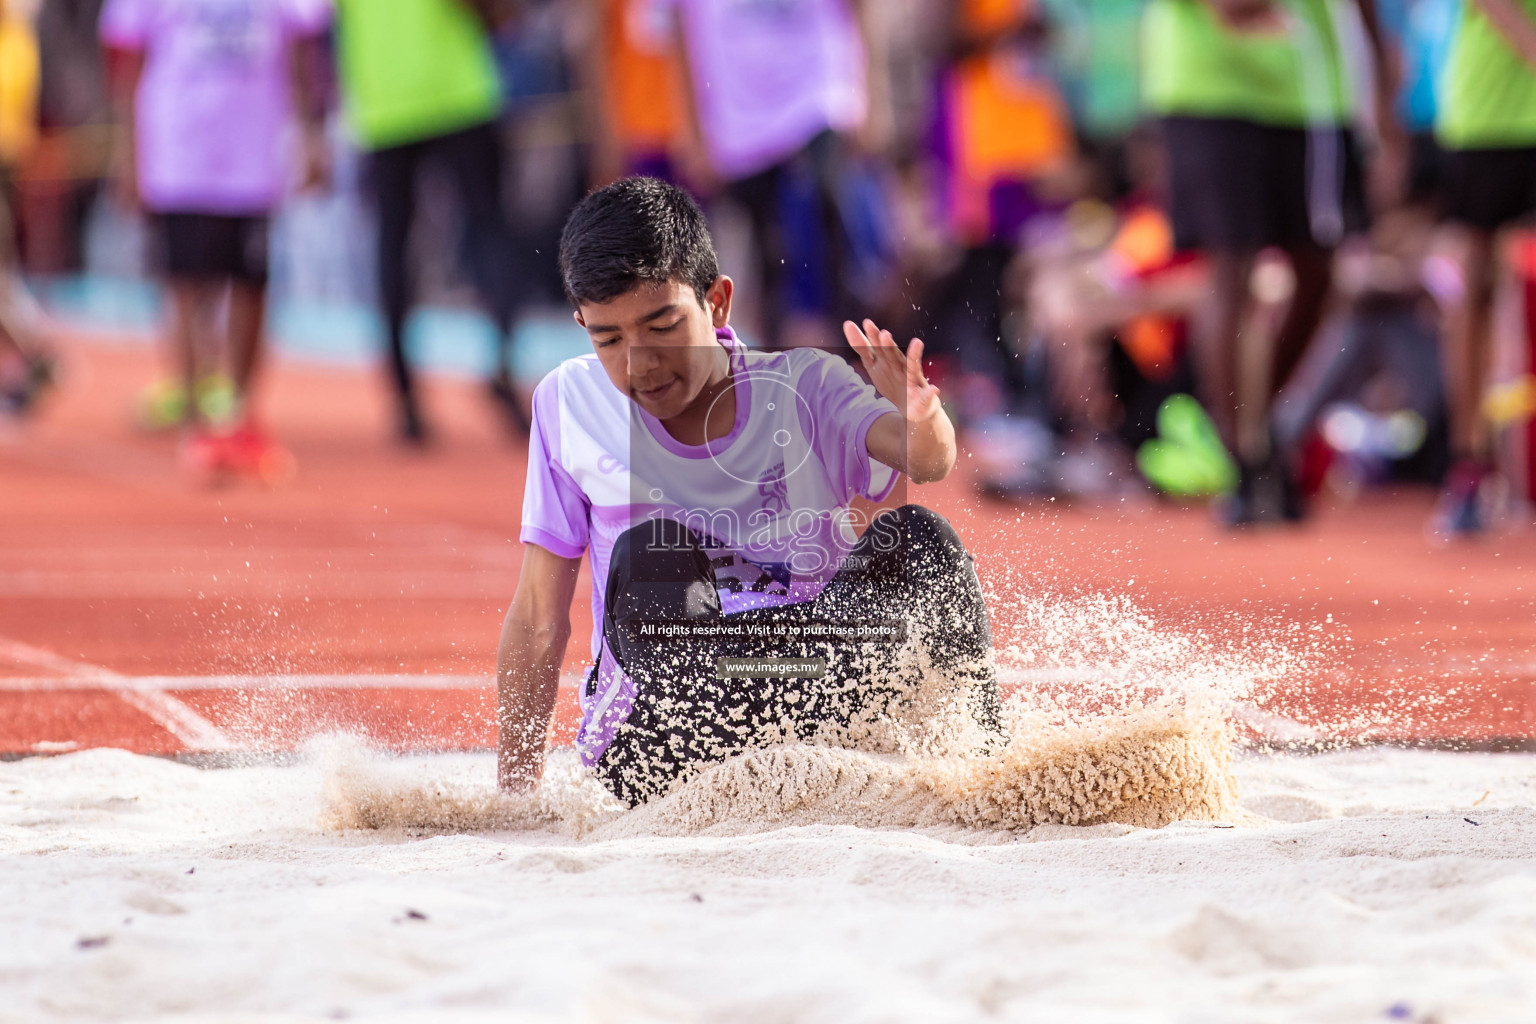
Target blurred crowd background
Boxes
[2,0,1536,537]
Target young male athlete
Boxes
[498,177,1003,805]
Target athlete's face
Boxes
[576,277,734,422]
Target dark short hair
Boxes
[558,177,720,308]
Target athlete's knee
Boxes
[605,517,717,631]
[882,504,964,557]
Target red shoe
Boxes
[1427,460,1491,541]
[219,419,296,484]
[178,428,229,482]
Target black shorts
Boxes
[154,212,270,285]
[594,505,1006,806]
[1440,147,1536,232]
[1405,132,1447,209]
[1161,116,1367,251]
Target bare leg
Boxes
[226,281,267,408]
[1270,244,1335,401]
[166,278,216,425]
[0,310,23,365]
[0,199,45,369]
[1441,228,1496,462]
[1048,320,1118,437]
[0,197,25,362]
[1193,248,1257,457]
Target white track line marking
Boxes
[0,673,586,692]
[0,661,1320,747]
[0,637,235,752]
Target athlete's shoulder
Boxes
[782,346,862,387]
[535,353,617,403]
[530,355,624,443]
[737,344,843,380]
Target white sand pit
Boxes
[5,739,1535,1023]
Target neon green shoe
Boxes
[136,374,239,430]
[194,373,238,426]
[136,378,190,431]
[1136,394,1239,497]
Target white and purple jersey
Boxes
[519,327,900,764]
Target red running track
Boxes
[2,337,1532,758]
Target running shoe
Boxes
[137,378,190,430]
[0,354,54,417]
[1427,460,1489,540]
[218,419,296,484]
[1217,454,1305,527]
[194,373,238,424]
[178,427,227,480]
[398,395,430,446]
[971,414,1056,499]
[137,374,237,430]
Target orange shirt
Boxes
[961,0,1035,37]
[943,48,1072,242]
[603,0,685,155]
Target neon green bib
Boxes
[334,0,502,150]
[1438,0,1536,149]
[1142,0,1349,127]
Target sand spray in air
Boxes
[317,585,1301,837]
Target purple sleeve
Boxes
[799,352,901,503]
[99,0,151,47]
[520,372,590,559]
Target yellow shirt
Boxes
[0,5,40,167]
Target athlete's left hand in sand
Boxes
[842,319,956,484]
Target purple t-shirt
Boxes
[520,327,901,764]
[664,0,867,179]
[99,0,330,214]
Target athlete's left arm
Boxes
[843,319,956,485]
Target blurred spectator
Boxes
[24,0,111,276]
[1270,211,1449,501]
[1045,0,1146,198]
[665,0,881,350]
[1140,0,1400,525]
[100,0,329,479]
[585,0,686,184]
[1431,0,1536,535]
[330,0,527,444]
[1,0,55,417]
[920,0,1079,495]
[1258,0,1455,507]
[1029,130,1217,498]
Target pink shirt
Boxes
[100,0,330,214]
